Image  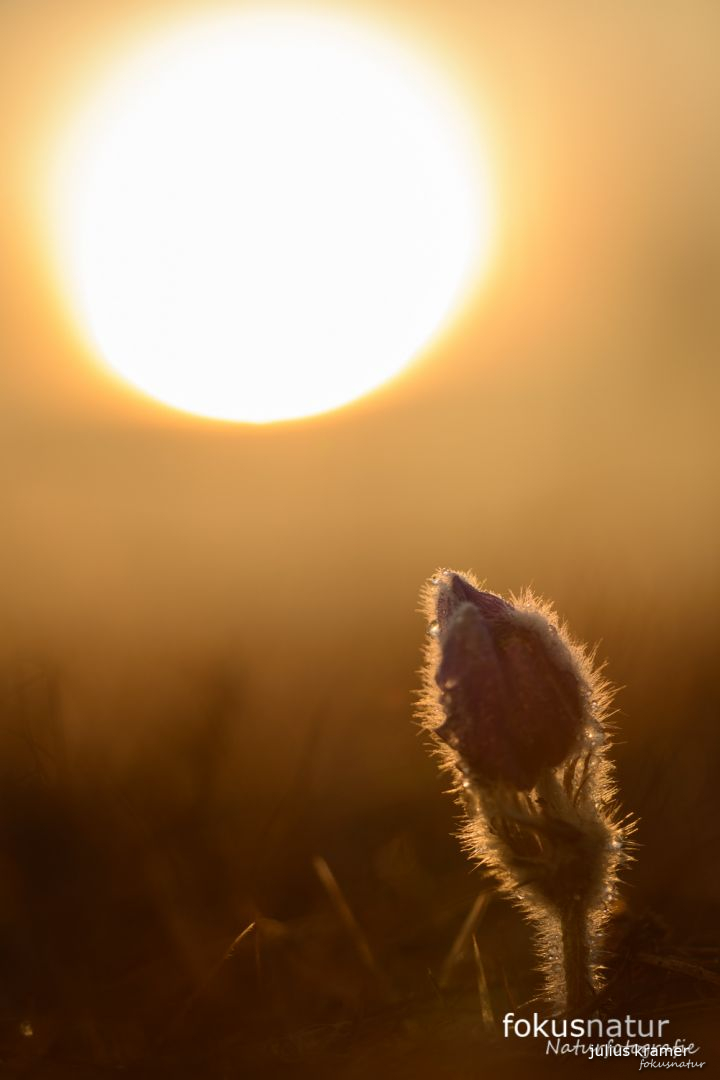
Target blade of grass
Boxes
[439,890,491,988]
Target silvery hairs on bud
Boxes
[418,570,634,1015]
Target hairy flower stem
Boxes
[534,771,598,1013]
[561,904,593,1015]
[466,760,616,1014]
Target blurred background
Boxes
[1,0,719,1075]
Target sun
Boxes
[46,10,493,423]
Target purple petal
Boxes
[434,603,529,788]
[435,573,512,635]
[431,576,585,789]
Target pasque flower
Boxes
[432,572,585,790]
[418,570,633,1015]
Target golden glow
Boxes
[47,10,493,423]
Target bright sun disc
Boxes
[48,10,493,422]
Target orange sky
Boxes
[1,1,719,804]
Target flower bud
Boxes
[429,572,585,790]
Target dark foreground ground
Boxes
[0,661,718,1080]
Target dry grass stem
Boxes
[439,890,491,988]
[472,934,496,1034]
[312,855,390,996]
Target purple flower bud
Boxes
[430,572,585,790]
